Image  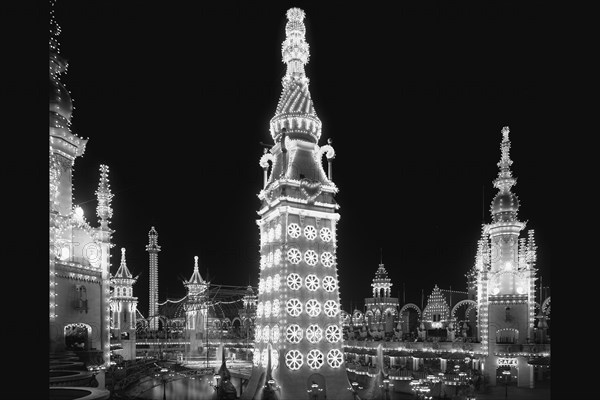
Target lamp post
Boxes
[382,378,391,400]
[502,370,511,400]
[215,374,221,398]
[160,367,168,400]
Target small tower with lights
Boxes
[146,226,161,330]
[110,248,138,360]
[475,126,538,387]
[243,8,352,399]
[184,256,208,356]
[365,263,399,333]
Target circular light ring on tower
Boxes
[327,348,344,368]
[307,349,324,369]
[306,299,321,317]
[288,223,301,238]
[320,227,332,242]
[275,224,282,240]
[265,277,273,293]
[305,274,320,291]
[286,324,303,343]
[272,299,281,317]
[286,298,303,317]
[256,303,264,318]
[285,349,303,370]
[304,225,317,240]
[325,324,342,343]
[320,252,334,267]
[287,248,302,264]
[324,300,339,317]
[272,324,281,343]
[304,250,318,266]
[322,276,336,292]
[287,273,302,290]
[258,279,265,294]
[264,300,272,318]
[273,274,281,291]
[306,324,323,343]
[262,325,270,343]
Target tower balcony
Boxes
[365,297,399,308]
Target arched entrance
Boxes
[306,373,326,400]
[64,323,91,351]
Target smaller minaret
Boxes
[184,256,208,356]
[366,262,398,333]
[146,227,161,330]
[95,164,113,229]
[110,248,138,360]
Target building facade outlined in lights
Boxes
[109,248,138,361]
[242,8,353,400]
[49,3,112,370]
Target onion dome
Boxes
[269,8,322,144]
[491,191,520,214]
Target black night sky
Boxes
[51,0,556,317]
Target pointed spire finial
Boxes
[96,164,113,226]
[194,255,199,270]
[282,8,309,78]
[121,247,126,263]
[502,126,510,141]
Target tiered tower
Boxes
[146,226,161,330]
[50,2,112,370]
[243,8,351,399]
[475,126,538,386]
[184,256,208,355]
[110,248,138,360]
[365,263,399,332]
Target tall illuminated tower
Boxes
[146,226,161,330]
[475,126,538,386]
[243,8,351,399]
[365,263,399,332]
[110,248,138,360]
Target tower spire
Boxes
[490,126,520,223]
[146,226,161,330]
[270,8,322,144]
[115,247,133,278]
[96,164,113,228]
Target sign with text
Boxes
[497,357,518,367]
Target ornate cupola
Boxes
[371,263,392,298]
[184,256,207,300]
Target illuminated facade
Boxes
[49,4,112,368]
[146,226,161,330]
[474,126,540,386]
[243,8,351,399]
[184,256,208,355]
[110,248,138,360]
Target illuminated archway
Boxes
[451,299,477,320]
[64,323,91,351]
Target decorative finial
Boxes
[194,256,199,269]
[95,164,113,225]
[282,8,310,78]
[501,126,510,142]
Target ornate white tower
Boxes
[146,226,161,330]
[110,248,138,360]
[365,263,398,333]
[475,126,538,386]
[184,256,208,355]
[243,8,351,400]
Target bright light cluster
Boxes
[323,276,336,292]
[266,276,273,293]
[304,225,317,240]
[272,324,280,343]
[320,227,332,242]
[257,303,264,318]
[273,274,281,291]
[272,299,280,317]
[264,300,272,317]
[262,325,270,343]
[324,300,339,317]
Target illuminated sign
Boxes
[497,357,518,367]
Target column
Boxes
[529,365,535,389]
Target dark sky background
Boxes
[51,0,555,317]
